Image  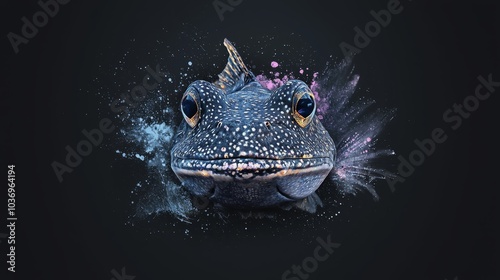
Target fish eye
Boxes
[292,90,316,127]
[181,88,200,128]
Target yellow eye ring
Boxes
[292,91,316,128]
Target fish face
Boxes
[171,76,335,209]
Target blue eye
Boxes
[182,94,197,119]
[293,91,316,128]
[296,95,314,118]
[181,90,200,128]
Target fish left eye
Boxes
[292,91,316,127]
[181,88,200,128]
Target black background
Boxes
[1,0,499,279]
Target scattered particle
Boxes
[135,154,145,161]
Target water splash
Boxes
[313,59,396,198]
[117,104,196,221]
[111,56,394,222]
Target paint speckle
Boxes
[135,154,145,161]
[271,61,279,68]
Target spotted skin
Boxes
[171,41,336,212]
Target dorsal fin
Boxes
[213,38,255,92]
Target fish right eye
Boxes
[292,90,316,128]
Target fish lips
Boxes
[171,157,334,208]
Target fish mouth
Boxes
[171,157,334,177]
[171,157,334,207]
